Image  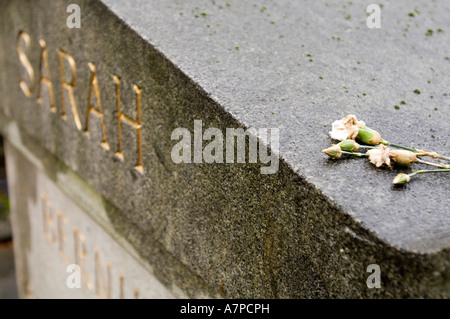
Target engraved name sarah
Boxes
[16,31,144,174]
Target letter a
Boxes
[366,4,381,29]
[66,264,81,288]
[67,4,81,29]
[366,264,381,288]
[171,128,192,164]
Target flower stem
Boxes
[416,150,450,162]
[382,140,450,162]
[436,154,450,161]
[342,151,368,157]
[358,145,379,149]
[416,159,450,169]
[409,168,450,177]
[381,140,416,152]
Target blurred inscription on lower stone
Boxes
[5,141,173,299]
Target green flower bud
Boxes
[356,126,383,145]
[337,139,360,152]
[322,145,342,159]
[392,173,411,185]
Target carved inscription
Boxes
[113,76,143,173]
[17,31,35,97]
[17,31,144,174]
[86,62,110,151]
[40,193,139,299]
[37,39,56,112]
[58,49,82,129]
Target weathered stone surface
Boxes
[0,0,449,298]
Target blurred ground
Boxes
[0,240,17,299]
[0,136,18,299]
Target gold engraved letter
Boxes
[85,63,110,150]
[119,275,124,299]
[17,31,35,97]
[58,49,82,130]
[37,39,56,112]
[73,227,93,290]
[56,210,71,264]
[41,194,56,244]
[94,250,112,299]
[113,75,143,174]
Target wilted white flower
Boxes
[369,147,421,168]
[389,150,418,167]
[367,144,391,167]
[329,114,365,141]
